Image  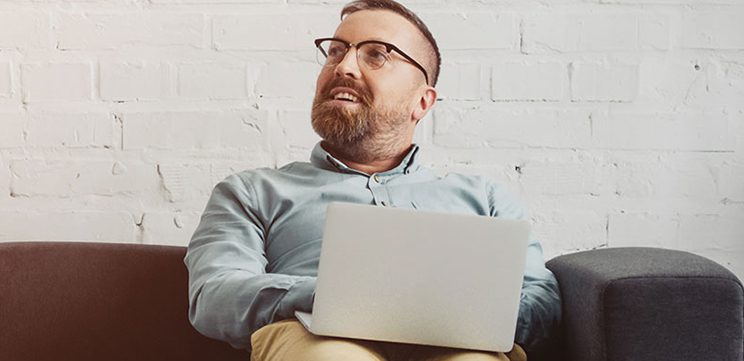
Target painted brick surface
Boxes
[491,61,566,101]
[100,62,171,101]
[213,12,336,51]
[26,112,115,148]
[438,63,481,100]
[0,113,25,148]
[0,1,741,280]
[423,12,519,50]
[570,62,639,102]
[178,63,247,100]
[0,211,136,243]
[681,9,744,50]
[121,110,266,150]
[22,63,93,102]
[0,11,49,50]
[57,13,205,50]
[0,62,11,98]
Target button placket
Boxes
[368,174,390,207]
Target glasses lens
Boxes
[317,40,348,67]
[358,43,390,69]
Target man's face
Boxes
[311,10,431,159]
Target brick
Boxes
[678,213,744,253]
[27,112,114,148]
[0,158,9,201]
[178,63,246,99]
[0,11,49,50]
[121,110,266,150]
[437,63,481,100]
[570,62,639,102]
[9,160,161,197]
[22,63,92,101]
[0,211,136,243]
[423,12,518,50]
[256,61,319,98]
[635,56,700,105]
[682,9,744,50]
[432,105,591,149]
[153,0,279,3]
[518,156,614,197]
[0,113,25,148]
[601,0,740,3]
[608,212,679,248]
[613,153,718,199]
[531,210,607,255]
[277,109,321,150]
[156,163,213,202]
[639,12,671,50]
[523,13,640,53]
[700,59,744,107]
[100,62,170,101]
[713,161,744,202]
[141,211,201,246]
[591,110,735,151]
[213,12,336,51]
[57,13,204,50]
[635,56,744,108]
[491,61,566,101]
[0,62,10,97]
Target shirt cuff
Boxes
[276,277,317,318]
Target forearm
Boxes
[188,271,316,349]
[514,270,561,353]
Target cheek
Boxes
[315,69,333,96]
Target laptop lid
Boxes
[307,202,529,352]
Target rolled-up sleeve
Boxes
[487,182,561,354]
[184,174,316,350]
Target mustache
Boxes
[319,78,373,105]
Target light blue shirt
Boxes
[185,143,561,353]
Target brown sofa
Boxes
[1,241,742,361]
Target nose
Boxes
[333,47,362,81]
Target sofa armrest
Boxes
[546,247,743,361]
[0,241,247,361]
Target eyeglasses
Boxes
[314,37,429,86]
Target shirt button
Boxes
[373,175,380,183]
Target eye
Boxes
[327,43,347,58]
[361,45,389,68]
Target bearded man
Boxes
[185,1,561,360]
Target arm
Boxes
[487,182,561,354]
[184,174,316,350]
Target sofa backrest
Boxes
[0,241,247,361]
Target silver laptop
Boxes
[295,202,529,352]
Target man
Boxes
[185,1,561,360]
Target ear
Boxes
[411,86,437,124]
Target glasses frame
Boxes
[314,37,429,86]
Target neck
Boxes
[321,140,413,175]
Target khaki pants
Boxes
[250,320,527,361]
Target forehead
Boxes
[333,10,423,54]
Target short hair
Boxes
[341,0,441,87]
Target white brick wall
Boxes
[0,0,742,281]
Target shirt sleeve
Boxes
[184,173,316,350]
[487,181,562,354]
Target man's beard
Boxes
[311,79,410,163]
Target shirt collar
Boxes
[310,142,421,176]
